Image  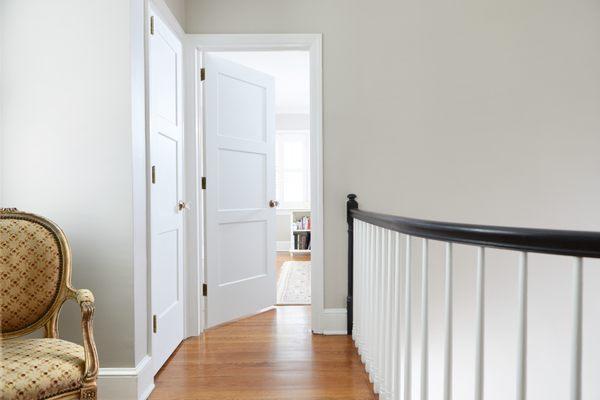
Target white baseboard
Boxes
[98,355,154,400]
[276,241,291,252]
[320,308,347,335]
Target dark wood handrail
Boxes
[349,200,600,258]
[345,193,600,334]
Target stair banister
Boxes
[346,193,600,400]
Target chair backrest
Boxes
[0,209,72,337]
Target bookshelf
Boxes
[290,210,311,254]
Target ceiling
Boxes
[212,51,310,115]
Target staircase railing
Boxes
[346,193,600,400]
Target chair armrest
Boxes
[76,289,95,305]
[72,288,99,383]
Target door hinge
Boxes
[200,68,206,81]
[201,176,206,190]
[150,16,155,35]
[152,315,157,333]
[151,165,156,184]
[202,283,208,297]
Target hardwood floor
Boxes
[150,306,377,400]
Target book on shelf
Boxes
[292,216,312,231]
[293,231,311,250]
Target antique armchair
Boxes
[0,209,99,400]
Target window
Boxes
[276,130,310,210]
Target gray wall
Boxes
[0,0,147,368]
[184,3,600,397]
[185,0,600,308]
[162,0,185,29]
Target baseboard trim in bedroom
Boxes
[97,355,154,400]
[320,308,348,335]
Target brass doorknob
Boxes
[269,200,280,208]
[178,201,190,211]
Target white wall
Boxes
[0,0,147,370]
[185,0,600,398]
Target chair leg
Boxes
[80,383,97,399]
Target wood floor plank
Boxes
[150,306,377,400]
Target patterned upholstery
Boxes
[0,218,62,333]
[0,339,85,399]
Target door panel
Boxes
[148,10,184,374]
[154,133,179,226]
[217,74,266,142]
[150,25,178,125]
[218,149,267,210]
[218,220,268,284]
[154,230,179,310]
[205,55,276,328]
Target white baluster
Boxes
[420,239,429,400]
[474,247,485,400]
[370,225,379,381]
[357,222,365,357]
[571,257,583,400]
[384,230,394,400]
[393,232,403,400]
[380,227,386,387]
[362,223,370,365]
[378,229,388,394]
[360,221,366,345]
[403,236,412,400]
[516,252,528,400]
[380,229,389,397]
[360,221,368,358]
[443,243,453,400]
[353,220,359,341]
[358,221,364,345]
[373,227,382,390]
[367,223,375,377]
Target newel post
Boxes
[346,193,359,335]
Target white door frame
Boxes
[184,34,326,334]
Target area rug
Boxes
[277,261,311,305]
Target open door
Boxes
[148,9,184,373]
[204,54,276,328]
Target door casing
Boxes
[184,34,325,334]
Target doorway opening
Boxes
[213,51,312,307]
[187,34,323,334]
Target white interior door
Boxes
[148,9,184,374]
[204,54,276,328]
